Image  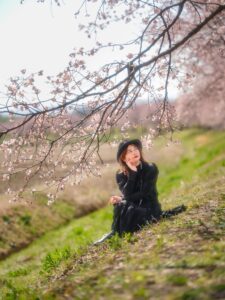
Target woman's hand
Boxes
[109,195,122,205]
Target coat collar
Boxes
[137,161,143,171]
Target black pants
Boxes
[111,202,156,237]
[111,202,187,237]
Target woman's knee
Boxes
[127,205,135,212]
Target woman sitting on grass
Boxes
[93,139,187,245]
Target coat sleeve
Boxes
[116,163,159,204]
[116,169,138,197]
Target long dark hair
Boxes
[117,144,146,175]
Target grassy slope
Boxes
[0,128,225,299]
[0,168,116,259]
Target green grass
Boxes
[0,204,113,298]
[41,245,72,273]
[0,128,225,299]
[157,128,225,198]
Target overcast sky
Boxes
[0,1,81,87]
[0,0,180,101]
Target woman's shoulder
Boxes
[116,169,126,177]
[115,169,127,183]
[142,161,159,174]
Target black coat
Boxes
[111,160,163,236]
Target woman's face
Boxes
[123,144,141,165]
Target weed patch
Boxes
[41,246,72,273]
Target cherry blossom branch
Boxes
[1,0,224,201]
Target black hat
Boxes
[116,139,142,162]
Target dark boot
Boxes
[93,231,116,245]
